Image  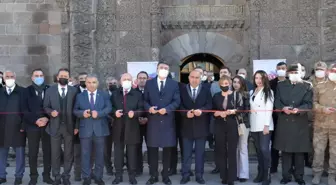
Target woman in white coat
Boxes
[250,70,274,185]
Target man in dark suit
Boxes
[111,73,144,185]
[179,70,212,184]
[0,70,26,185]
[22,69,53,185]
[73,74,112,185]
[73,72,88,181]
[144,61,181,185]
[43,68,77,185]
[135,71,149,176]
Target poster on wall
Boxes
[127,61,158,87]
[253,59,286,79]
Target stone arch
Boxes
[160,32,244,68]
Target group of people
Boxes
[0,60,335,185]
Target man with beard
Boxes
[22,69,53,185]
[43,68,77,185]
[274,63,313,185]
[0,70,26,185]
[104,76,119,175]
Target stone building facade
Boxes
[0,0,335,85]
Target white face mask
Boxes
[315,70,326,78]
[5,79,15,87]
[0,78,2,84]
[211,76,214,81]
[277,70,286,77]
[158,69,169,78]
[238,74,246,79]
[201,75,207,81]
[68,82,73,86]
[122,80,132,89]
[289,73,301,82]
[301,71,306,79]
[328,73,336,81]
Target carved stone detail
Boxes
[161,20,245,29]
[151,0,161,59]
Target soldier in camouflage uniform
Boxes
[312,63,336,185]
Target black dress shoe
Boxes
[228,182,234,185]
[221,180,227,184]
[112,177,123,184]
[180,176,190,184]
[28,179,37,185]
[0,178,6,184]
[129,176,137,185]
[146,176,159,185]
[135,171,143,177]
[162,177,172,185]
[239,178,248,182]
[280,178,291,184]
[52,179,61,185]
[296,179,305,185]
[211,168,219,174]
[270,167,278,174]
[83,178,91,185]
[196,177,205,184]
[63,179,71,185]
[189,171,194,177]
[94,179,105,185]
[43,176,55,184]
[168,169,177,176]
[106,167,113,176]
[14,178,22,185]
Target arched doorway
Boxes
[180,53,224,84]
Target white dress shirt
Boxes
[157,78,167,91]
[58,84,68,97]
[6,84,15,95]
[87,90,97,104]
[35,90,44,99]
[190,85,199,98]
[80,86,86,93]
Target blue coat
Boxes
[144,77,180,147]
[73,90,112,138]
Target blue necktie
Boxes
[192,88,196,101]
[90,92,94,110]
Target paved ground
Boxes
[2,162,329,185]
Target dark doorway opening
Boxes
[180,53,224,84]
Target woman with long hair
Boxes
[232,76,250,182]
[250,70,274,185]
[213,75,244,185]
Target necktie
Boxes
[123,90,128,111]
[8,88,11,95]
[192,88,196,101]
[160,81,164,93]
[61,88,65,98]
[37,91,43,100]
[90,92,94,110]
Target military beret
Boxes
[314,61,327,70]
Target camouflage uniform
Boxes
[312,80,336,184]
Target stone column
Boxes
[150,0,161,61]
[320,0,336,63]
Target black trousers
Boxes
[282,152,304,180]
[114,142,137,177]
[170,135,183,171]
[27,129,52,179]
[271,119,279,171]
[148,147,172,178]
[50,124,74,180]
[137,126,147,172]
[216,130,238,183]
[104,132,113,170]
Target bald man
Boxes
[110,73,144,184]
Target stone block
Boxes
[294,27,320,45]
[119,31,151,47]
[321,0,336,8]
[37,34,61,46]
[10,46,28,55]
[270,28,296,45]
[116,47,151,64]
[32,12,48,24]
[26,3,37,11]
[271,0,298,10]
[259,11,272,29]
[23,35,37,45]
[6,3,27,11]
[272,10,298,28]
[298,0,319,9]
[49,24,61,34]
[0,25,5,34]
[14,12,32,24]
[47,46,61,54]
[117,15,141,31]
[6,24,20,34]
[30,0,44,3]
[117,0,140,16]
[20,24,39,34]
[0,0,15,2]
[0,4,6,11]
[39,22,49,34]
[28,45,46,55]
[0,35,23,45]
[219,0,233,4]
[320,7,336,27]
[31,55,48,67]
[141,18,151,30]
[321,43,336,61]
[297,10,318,27]
[0,12,13,23]
[0,46,9,55]
[38,3,54,11]
[298,45,320,62]
[48,11,61,24]
[9,56,31,64]
[15,0,29,3]
[321,27,336,44]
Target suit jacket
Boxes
[22,84,50,131]
[144,77,180,147]
[73,90,112,138]
[43,84,77,136]
[180,84,212,139]
[111,88,144,144]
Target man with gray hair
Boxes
[0,70,26,185]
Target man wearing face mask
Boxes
[237,68,254,91]
[21,69,54,185]
[111,73,144,184]
[0,70,26,185]
[204,71,214,84]
[43,68,78,185]
[194,67,211,90]
[274,63,313,185]
[312,63,336,185]
[104,76,119,175]
[144,61,180,185]
[269,61,287,173]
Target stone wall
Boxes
[0,0,64,85]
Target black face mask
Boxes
[58,78,68,86]
[220,86,229,92]
[109,84,118,92]
[79,81,86,88]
